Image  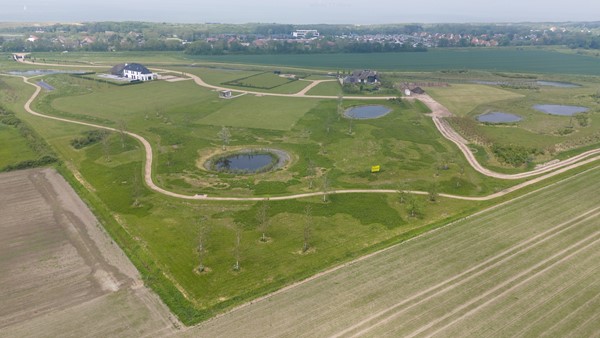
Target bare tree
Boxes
[428,182,439,202]
[303,205,312,253]
[398,181,410,204]
[306,159,316,190]
[197,217,210,272]
[406,195,423,218]
[233,222,242,271]
[218,126,231,150]
[256,200,270,242]
[117,120,127,148]
[322,174,330,203]
[101,132,110,162]
[131,171,142,207]
[348,118,353,134]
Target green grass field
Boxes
[3,51,600,328]
[198,95,322,130]
[0,124,39,169]
[189,48,600,75]
[426,84,524,115]
[188,165,600,337]
[224,72,295,89]
[24,48,600,75]
[306,80,342,96]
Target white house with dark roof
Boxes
[112,63,157,81]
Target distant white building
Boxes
[111,63,157,81]
[292,30,320,39]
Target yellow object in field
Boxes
[371,165,380,173]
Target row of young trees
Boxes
[196,200,314,273]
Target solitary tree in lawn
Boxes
[197,216,210,272]
[101,132,110,162]
[218,126,231,150]
[303,205,312,253]
[256,200,270,242]
[233,222,242,271]
[406,195,423,218]
[322,174,330,203]
[428,182,439,202]
[117,119,127,149]
[306,159,316,190]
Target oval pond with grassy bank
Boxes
[477,112,522,123]
[344,105,392,119]
[205,149,290,174]
[533,104,589,116]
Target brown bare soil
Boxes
[0,169,180,337]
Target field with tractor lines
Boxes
[185,166,600,337]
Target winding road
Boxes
[9,57,600,202]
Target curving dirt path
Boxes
[10,57,600,202]
[418,94,600,180]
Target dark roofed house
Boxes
[343,69,380,85]
[122,63,157,81]
[411,87,425,94]
[111,63,157,81]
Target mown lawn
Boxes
[426,84,524,115]
[225,72,295,89]
[198,95,322,130]
[306,80,342,96]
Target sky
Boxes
[2,0,599,24]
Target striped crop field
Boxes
[183,165,600,337]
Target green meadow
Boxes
[0,124,38,169]
[2,50,600,325]
[188,48,600,75]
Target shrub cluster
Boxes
[491,144,542,167]
[71,129,109,149]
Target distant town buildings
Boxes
[292,30,319,39]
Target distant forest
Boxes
[2,22,600,55]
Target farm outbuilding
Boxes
[219,90,232,99]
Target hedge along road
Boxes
[11,58,600,202]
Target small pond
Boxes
[7,69,87,76]
[536,81,580,88]
[472,80,509,86]
[533,104,589,116]
[477,112,522,123]
[214,153,275,172]
[344,105,392,119]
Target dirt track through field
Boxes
[0,169,180,337]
